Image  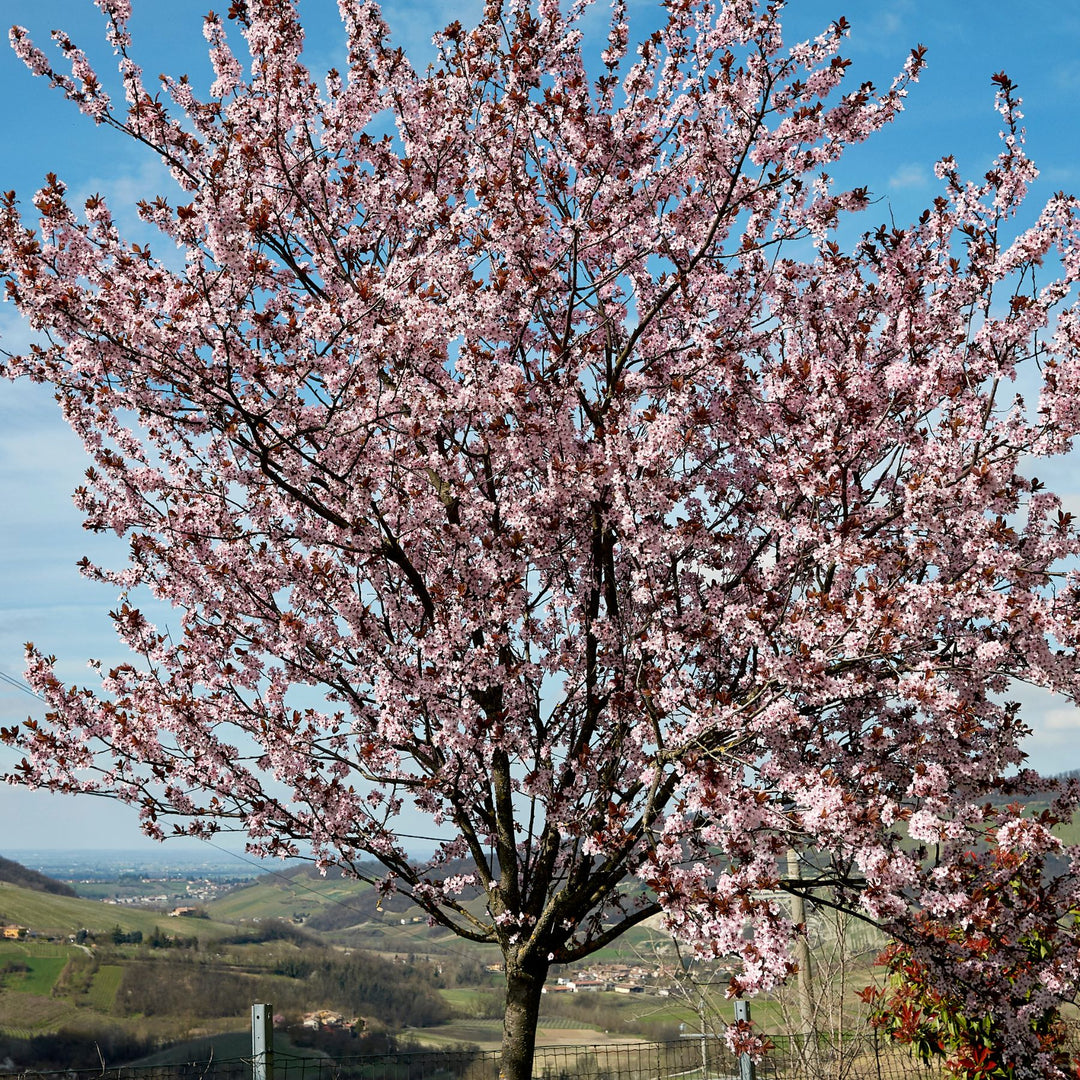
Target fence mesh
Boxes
[4,1035,940,1080]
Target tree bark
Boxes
[501,952,550,1080]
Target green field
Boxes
[5,955,67,995]
[438,988,495,1011]
[0,941,74,994]
[86,964,124,1010]
[0,941,83,1036]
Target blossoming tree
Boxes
[3,0,1080,1075]
[868,816,1080,1080]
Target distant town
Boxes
[5,849,269,907]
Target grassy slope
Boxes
[0,880,236,939]
[0,993,78,1039]
[206,869,372,923]
[0,939,310,1040]
[5,954,68,995]
[206,870,501,959]
[86,964,124,1010]
[0,943,95,1035]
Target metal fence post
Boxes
[252,1002,274,1080]
[734,1000,756,1080]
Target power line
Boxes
[0,664,478,950]
[0,664,491,961]
[0,667,43,702]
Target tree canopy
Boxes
[3,1,1080,1075]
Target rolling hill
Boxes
[206,861,494,954]
[0,855,77,898]
[0,879,237,940]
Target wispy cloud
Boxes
[1044,707,1080,732]
[888,162,928,189]
[0,305,37,358]
[1005,683,1080,775]
[845,2,917,56]
[1052,61,1080,92]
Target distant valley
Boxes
[9,779,1077,1075]
[0,851,711,1073]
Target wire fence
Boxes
[3,1034,940,1080]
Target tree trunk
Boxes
[501,952,549,1080]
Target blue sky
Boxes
[1,0,1079,852]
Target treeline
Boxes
[114,950,451,1028]
[0,1024,478,1073]
[0,854,77,897]
[66,925,199,949]
[116,959,270,1019]
[276,951,451,1026]
[217,917,321,947]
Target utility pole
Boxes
[252,1002,274,1080]
[786,849,818,1073]
[734,999,756,1080]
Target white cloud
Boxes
[888,162,928,190]
[1039,165,1080,188]
[0,306,35,358]
[1005,682,1080,775]
[378,0,484,68]
[843,2,917,57]
[1043,707,1080,732]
